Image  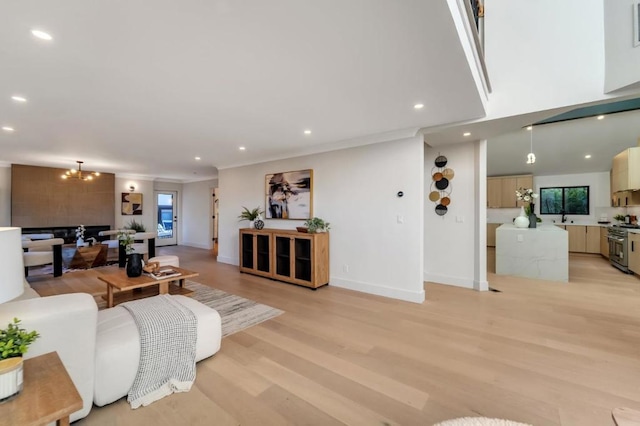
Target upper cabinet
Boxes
[487,174,533,208]
[611,147,640,193]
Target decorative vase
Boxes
[528,203,537,228]
[126,253,143,277]
[76,237,84,247]
[0,357,23,403]
[248,221,255,229]
[514,206,530,228]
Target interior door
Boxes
[155,191,177,246]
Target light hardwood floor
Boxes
[26,246,640,425]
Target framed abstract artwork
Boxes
[265,169,313,219]
[122,192,143,215]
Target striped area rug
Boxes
[95,281,284,338]
[184,281,284,337]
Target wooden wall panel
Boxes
[11,164,115,228]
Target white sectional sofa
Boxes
[0,279,222,422]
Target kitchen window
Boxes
[540,186,589,215]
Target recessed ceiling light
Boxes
[414,103,424,110]
[304,130,312,135]
[597,115,605,120]
[585,154,592,159]
[2,126,14,132]
[195,156,201,161]
[11,95,27,102]
[31,30,53,41]
[239,146,246,151]
[463,132,471,137]
[526,126,532,130]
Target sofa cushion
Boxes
[93,295,221,407]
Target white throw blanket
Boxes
[121,295,198,408]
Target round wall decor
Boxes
[428,153,453,216]
[435,177,449,190]
[254,219,265,230]
[435,204,448,216]
[435,155,448,168]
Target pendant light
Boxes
[526,125,536,164]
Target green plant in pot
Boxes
[614,214,625,224]
[125,219,146,232]
[304,217,331,233]
[0,318,39,401]
[238,207,263,228]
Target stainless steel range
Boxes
[608,225,640,273]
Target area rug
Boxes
[95,281,284,338]
[434,418,532,426]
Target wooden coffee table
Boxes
[98,266,198,308]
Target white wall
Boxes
[114,177,155,232]
[424,141,485,289]
[487,171,615,224]
[0,166,10,227]
[485,0,609,119]
[182,179,218,249]
[604,1,640,93]
[218,136,425,303]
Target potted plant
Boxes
[125,219,146,233]
[238,207,263,229]
[303,217,331,233]
[614,214,625,225]
[0,318,39,401]
[117,230,142,276]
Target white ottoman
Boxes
[93,295,221,406]
[148,255,179,267]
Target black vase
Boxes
[126,253,143,277]
[528,214,537,228]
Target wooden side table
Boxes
[0,351,82,426]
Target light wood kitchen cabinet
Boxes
[500,177,518,208]
[487,178,502,208]
[487,223,500,247]
[562,225,602,253]
[628,233,640,273]
[487,174,533,208]
[566,226,586,252]
[240,228,329,288]
[585,226,600,254]
[600,227,609,259]
[611,147,640,193]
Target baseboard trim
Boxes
[216,255,238,266]
[474,279,489,291]
[330,277,425,304]
[424,272,475,289]
[181,241,212,250]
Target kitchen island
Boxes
[496,224,568,282]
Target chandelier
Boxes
[61,161,100,181]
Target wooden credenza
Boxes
[239,228,330,288]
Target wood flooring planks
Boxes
[33,245,640,426]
